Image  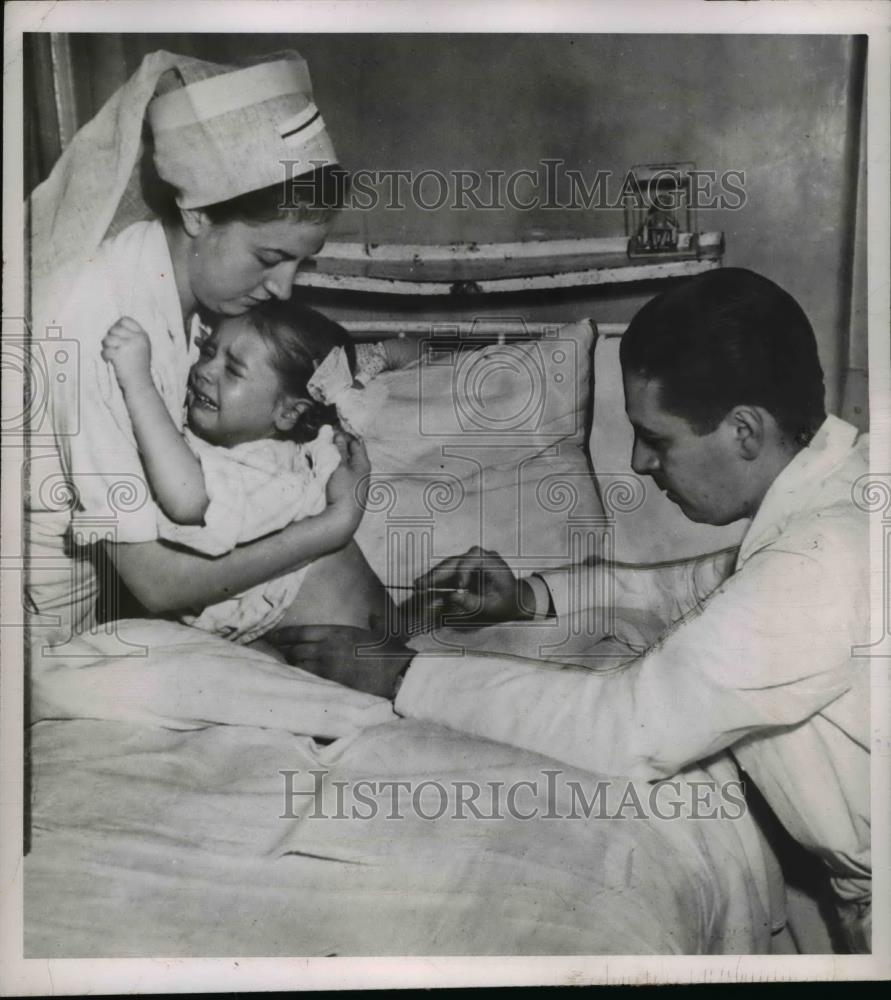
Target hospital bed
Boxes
[25,235,782,957]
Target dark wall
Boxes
[26,33,866,414]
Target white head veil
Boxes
[28,49,338,323]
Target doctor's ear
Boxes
[273,398,311,433]
[728,406,766,460]
[179,207,213,238]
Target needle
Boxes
[389,585,468,594]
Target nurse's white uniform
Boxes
[27,220,200,646]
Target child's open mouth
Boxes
[189,387,219,411]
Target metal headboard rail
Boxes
[340,319,627,343]
[295,233,724,296]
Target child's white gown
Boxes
[157,425,342,643]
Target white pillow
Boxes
[355,320,603,592]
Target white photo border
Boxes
[2,0,889,991]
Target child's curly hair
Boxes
[244,299,358,444]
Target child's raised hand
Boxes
[325,431,372,536]
[101,317,153,392]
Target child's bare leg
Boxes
[274,539,396,631]
[245,636,288,662]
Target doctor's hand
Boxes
[414,546,536,627]
[267,625,413,700]
[102,317,153,393]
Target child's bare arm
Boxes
[379,335,423,368]
[102,317,209,525]
[108,435,370,615]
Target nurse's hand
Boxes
[268,625,413,700]
[414,546,536,626]
[102,317,153,392]
[322,432,371,543]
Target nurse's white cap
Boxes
[147,50,339,209]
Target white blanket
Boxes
[26,620,776,955]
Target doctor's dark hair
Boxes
[619,268,826,447]
[243,299,357,444]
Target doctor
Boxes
[277,268,871,952]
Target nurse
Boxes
[26,49,387,647]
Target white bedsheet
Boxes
[25,620,777,956]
